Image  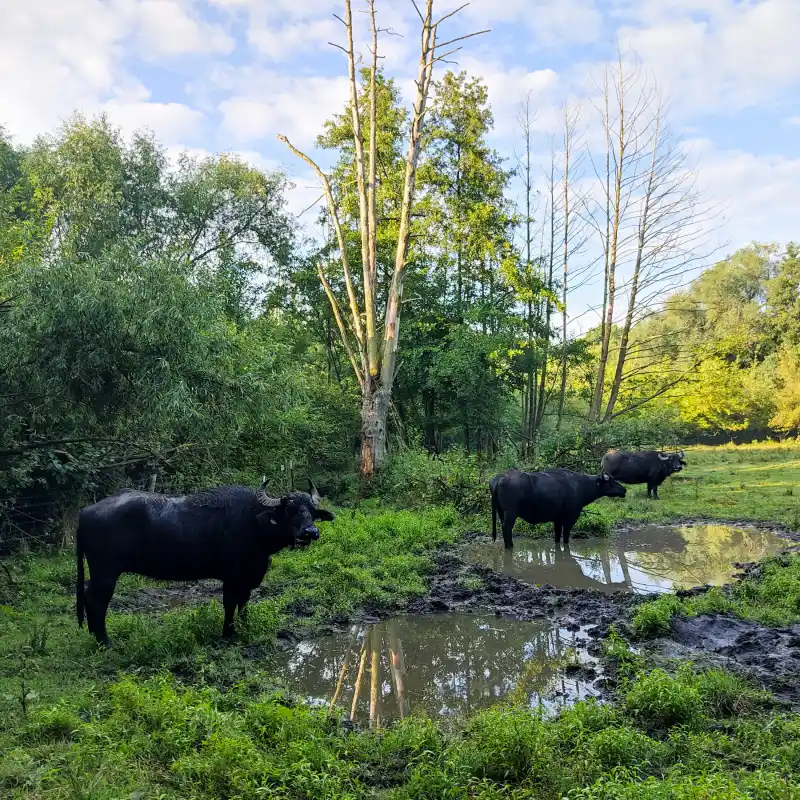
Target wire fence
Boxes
[0,472,187,553]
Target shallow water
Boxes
[271,613,598,725]
[465,523,792,594]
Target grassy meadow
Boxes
[2,443,800,798]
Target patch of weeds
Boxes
[624,665,705,729]
[601,627,642,677]
[456,574,484,592]
[694,667,771,717]
[624,664,770,732]
[574,506,614,537]
[631,595,684,639]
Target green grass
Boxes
[3,444,800,798]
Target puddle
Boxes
[465,523,792,594]
[270,613,599,725]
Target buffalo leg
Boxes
[86,576,118,647]
[237,589,252,623]
[562,520,576,547]
[222,583,239,638]
[553,522,562,545]
[501,516,516,549]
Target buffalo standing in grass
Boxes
[600,449,686,499]
[490,467,626,549]
[76,480,334,646]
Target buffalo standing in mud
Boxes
[490,467,627,549]
[75,480,334,646]
[600,449,686,499]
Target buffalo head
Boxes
[657,450,686,474]
[255,478,335,549]
[597,472,627,498]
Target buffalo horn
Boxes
[308,478,322,506]
[657,452,669,460]
[678,449,684,458]
[256,489,282,508]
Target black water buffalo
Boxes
[600,449,686,499]
[76,480,334,646]
[490,467,626,549]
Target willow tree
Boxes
[279,1,487,480]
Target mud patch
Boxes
[656,614,800,704]
[404,552,637,647]
[110,579,222,614]
[269,612,601,725]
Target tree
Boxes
[278,0,487,480]
[586,53,716,422]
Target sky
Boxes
[1,0,799,328]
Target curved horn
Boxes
[256,489,282,508]
[678,449,684,458]
[657,452,669,460]
[308,478,322,506]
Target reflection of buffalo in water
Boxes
[499,545,630,594]
[613,526,687,554]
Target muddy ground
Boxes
[110,521,800,705]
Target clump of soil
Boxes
[657,614,800,704]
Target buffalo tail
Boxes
[76,527,85,628]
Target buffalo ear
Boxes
[314,508,335,522]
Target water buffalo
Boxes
[490,467,626,549]
[600,449,686,499]
[76,480,334,646]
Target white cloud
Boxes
[0,0,128,141]
[456,57,561,138]
[103,99,205,143]
[247,17,340,61]
[616,0,800,115]
[218,74,350,150]
[133,0,234,57]
[786,116,800,126]
[693,141,800,250]
[0,0,233,144]
[440,0,603,45]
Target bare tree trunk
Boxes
[590,62,624,422]
[535,155,557,432]
[517,93,538,456]
[557,105,580,430]
[605,107,660,420]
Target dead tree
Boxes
[278,0,487,480]
[585,51,717,421]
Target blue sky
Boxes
[1,0,798,327]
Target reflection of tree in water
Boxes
[630,525,789,590]
[274,615,594,725]
[466,524,790,594]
